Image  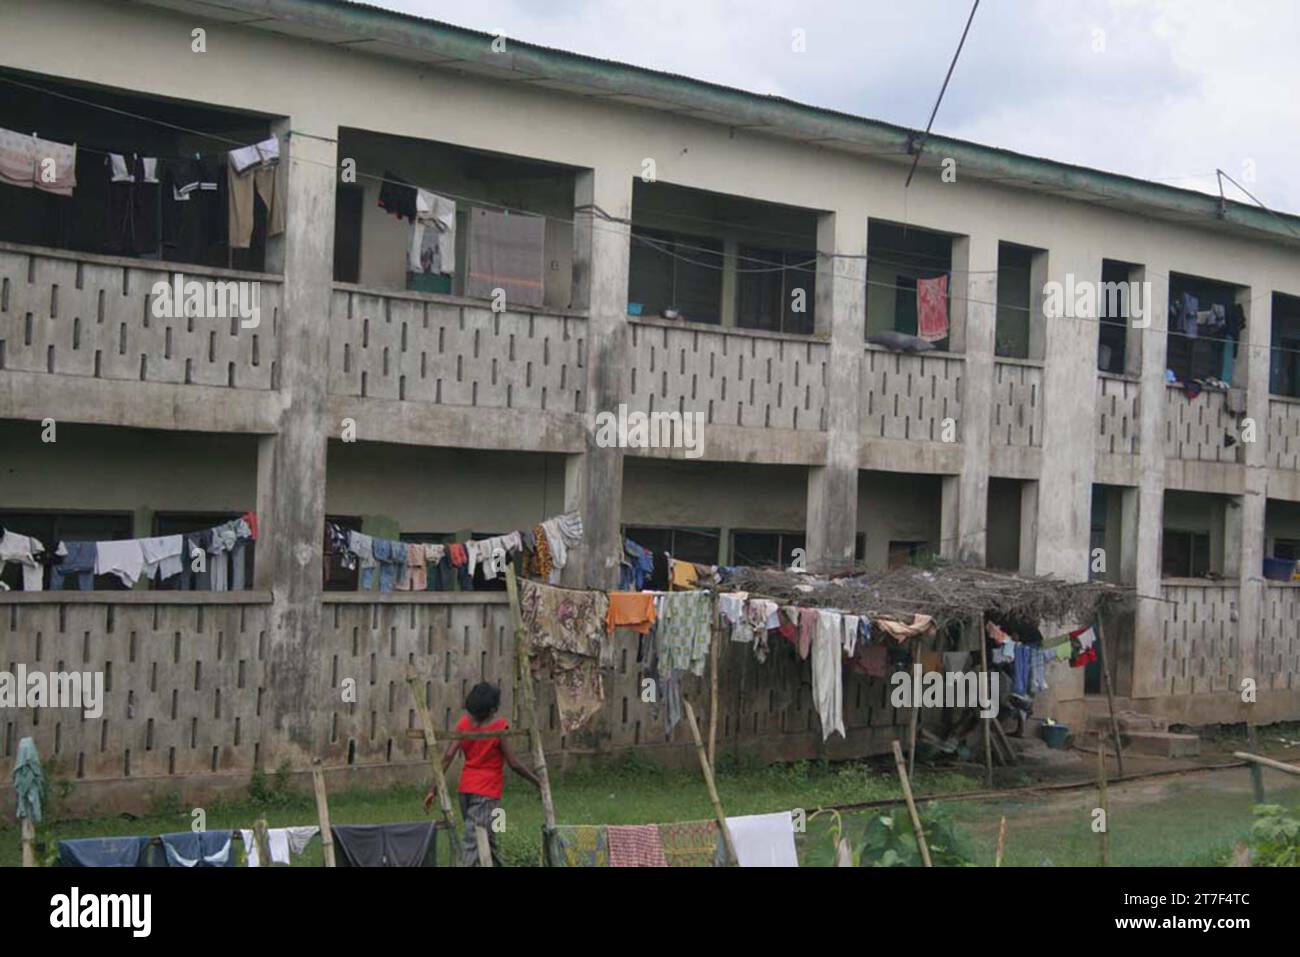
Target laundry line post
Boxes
[890,738,932,867]
[1093,617,1125,778]
[978,614,993,788]
[404,668,460,862]
[684,698,738,866]
[708,594,720,769]
[310,762,336,868]
[505,566,557,839]
[20,817,35,868]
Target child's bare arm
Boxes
[501,740,543,789]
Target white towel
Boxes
[94,539,146,588]
[812,610,846,740]
[727,812,798,867]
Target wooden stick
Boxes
[1233,751,1300,777]
[907,636,920,777]
[20,817,35,868]
[990,716,1018,766]
[505,566,557,833]
[311,764,337,868]
[890,738,932,867]
[994,815,1007,867]
[1093,617,1125,778]
[405,669,460,852]
[403,728,528,740]
[252,817,273,867]
[1097,741,1110,867]
[1244,726,1267,802]
[978,615,993,788]
[684,698,737,866]
[708,603,720,770]
[475,826,493,867]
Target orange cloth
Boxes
[606,592,658,634]
[670,560,699,589]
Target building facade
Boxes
[2,0,1299,809]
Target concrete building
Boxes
[1,0,1299,809]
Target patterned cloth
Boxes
[519,580,609,733]
[658,820,723,867]
[656,591,714,677]
[607,824,668,867]
[528,523,554,580]
[917,274,949,341]
[548,825,609,867]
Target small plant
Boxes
[856,803,975,867]
[248,760,296,807]
[1248,804,1300,867]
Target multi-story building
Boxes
[2,0,1298,809]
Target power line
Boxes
[905,0,980,189]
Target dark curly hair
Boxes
[465,682,501,722]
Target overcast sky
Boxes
[365,0,1300,214]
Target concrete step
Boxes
[1082,728,1200,757]
[1084,708,1170,734]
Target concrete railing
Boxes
[991,359,1043,447]
[0,593,272,782]
[0,243,279,390]
[328,284,588,413]
[1266,396,1300,471]
[1163,384,1241,463]
[1157,581,1239,695]
[625,317,828,431]
[1096,373,1140,455]
[860,347,964,443]
[1260,582,1300,692]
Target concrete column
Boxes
[254,119,336,763]
[1238,286,1270,691]
[1034,246,1101,579]
[567,168,632,588]
[951,234,999,563]
[1019,480,1040,575]
[1118,486,1140,584]
[1132,264,1170,697]
[805,210,864,572]
[939,475,961,560]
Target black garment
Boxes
[105,153,162,256]
[377,169,416,222]
[332,823,438,867]
[1228,303,1246,340]
[161,156,224,263]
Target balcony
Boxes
[1156,581,1239,695]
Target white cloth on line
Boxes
[229,136,279,174]
[0,530,46,591]
[408,188,457,275]
[812,609,846,740]
[726,812,799,867]
[240,825,319,867]
[95,539,146,588]
[140,535,184,582]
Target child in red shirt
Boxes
[423,682,541,866]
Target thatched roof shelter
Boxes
[718,562,1132,631]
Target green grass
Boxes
[5,756,1294,867]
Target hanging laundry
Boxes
[606,591,658,634]
[546,825,609,867]
[0,530,47,591]
[607,824,668,867]
[57,836,160,868]
[105,153,162,256]
[874,614,937,641]
[397,542,428,591]
[377,169,417,221]
[656,591,713,677]
[0,127,36,189]
[161,830,235,868]
[12,737,44,825]
[51,541,96,591]
[726,812,798,867]
[0,129,75,195]
[812,610,846,740]
[162,156,223,262]
[140,535,184,583]
[657,820,723,867]
[408,188,457,275]
[670,558,699,590]
[519,579,608,733]
[853,643,889,678]
[797,607,819,660]
[622,539,655,590]
[240,826,319,867]
[94,538,145,589]
[916,274,949,342]
[332,822,437,867]
[227,138,284,249]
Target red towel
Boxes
[607,824,668,867]
[917,274,949,342]
[449,543,467,566]
[241,511,258,540]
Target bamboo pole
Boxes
[907,636,920,777]
[994,815,1007,867]
[978,615,993,788]
[20,817,35,868]
[1244,726,1267,802]
[252,817,273,868]
[1233,751,1300,777]
[311,763,336,868]
[505,566,557,834]
[1097,742,1110,867]
[684,699,738,866]
[1093,617,1125,778]
[890,738,932,867]
[708,601,720,770]
[405,669,460,849]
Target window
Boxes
[736,247,815,334]
[731,531,806,568]
[1270,293,1300,398]
[1272,539,1300,561]
[1097,260,1134,374]
[1166,275,1241,385]
[1161,530,1211,579]
[996,243,1036,359]
[154,512,251,590]
[886,540,932,569]
[0,511,133,591]
[623,526,721,590]
[628,228,723,324]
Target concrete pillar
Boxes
[1034,245,1101,579]
[1019,480,1040,575]
[1132,264,1170,697]
[1118,486,1140,584]
[805,210,864,572]
[567,168,632,588]
[939,475,961,560]
[720,238,738,328]
[951,234,999,563]
[1238,285,1270,691]
[254,119,336,763]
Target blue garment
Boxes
[161,830,235,867]
[1180,292,1199,338]
[12,737,44,823]
[372,539,408,593]
[51,541,96,591]
[623,539,654,590]
[1029,648,1049,693]
[1012,643,1032,697]
[59,836,156,868]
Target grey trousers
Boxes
[458,792,502,867]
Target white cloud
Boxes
[366,0,1300,212]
